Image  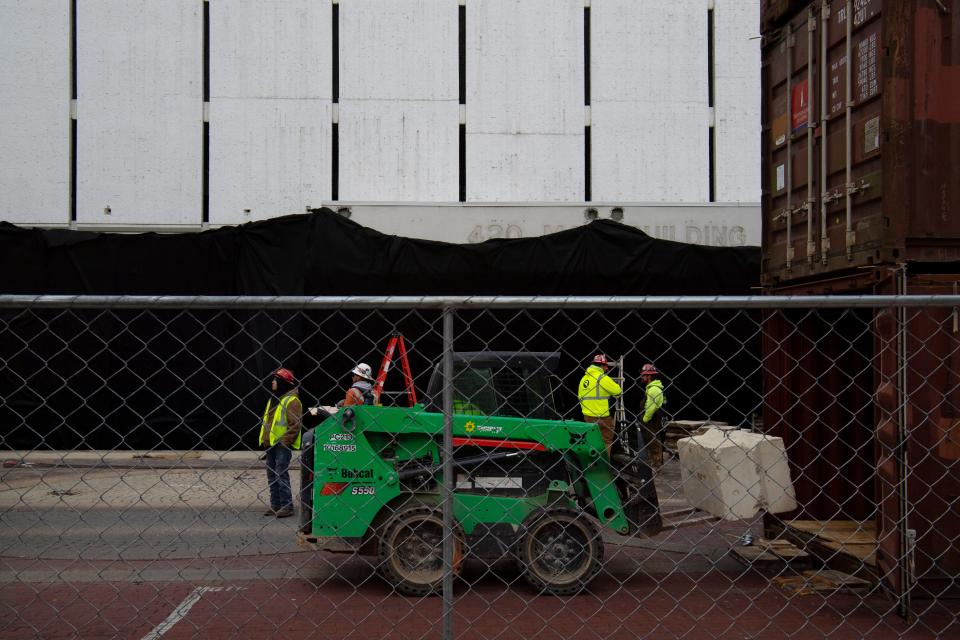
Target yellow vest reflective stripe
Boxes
[259,395,302,449]
[578,366,621,418]
[590,374,614,400]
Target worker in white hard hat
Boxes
[341,362,375,407]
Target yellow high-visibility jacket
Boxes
[642,379,665,424]
[578,364,622,418]
[259,392,302,449]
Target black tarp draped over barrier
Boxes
[0,209,760,449]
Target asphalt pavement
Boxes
[2,452,954,639]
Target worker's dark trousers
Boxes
[265,443,294,510]
[584,415,615,455]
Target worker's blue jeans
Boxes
[265,443,293,510]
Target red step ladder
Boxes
[373,334,417,407]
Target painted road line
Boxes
[140,586,243,639]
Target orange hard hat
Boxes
[592,354,609,366]
[640,363,658,376]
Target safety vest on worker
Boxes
[259,393,302,449]
[642,379,665,424]
[578,364,622,418]
[453,397,484,415]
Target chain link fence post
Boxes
[442,305,455,640]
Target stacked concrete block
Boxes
[677,428,797,521]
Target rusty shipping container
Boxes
[761,0,960,286]
[762,0,813,31]
[764,266,960,604]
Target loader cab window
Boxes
[452,365,557,419]
[495,367,545,418]
[453,366,497,416]
[426,354,561,419]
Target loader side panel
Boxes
[308,405,635,541]
[309,413,407,538]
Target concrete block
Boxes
[678,428,796,521]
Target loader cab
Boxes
[423,351,561,420]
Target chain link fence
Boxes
[1,295,958,639]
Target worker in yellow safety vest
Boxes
[639,363,666,467]
[578,354,622,455]
[259,367,302,518]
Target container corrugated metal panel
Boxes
[466,0,583,201]
[713,0,762,203]
[339,0,457,201]
[874,271,960,597]
[762,295,877,522]
[764,266,960,594]
[761,0,960,285]
[591,0,708,202]
[209,0,331,222]
[0,0,70,224]
[76,0,202,225]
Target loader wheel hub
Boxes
[518,509,603,595]
[378,505,464,596]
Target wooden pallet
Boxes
[773,569,872,595]
[784,520,877,568]
[730,537,811,574]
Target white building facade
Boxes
[0,0,760,246]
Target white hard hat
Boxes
[351,363,373,380]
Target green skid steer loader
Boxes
[298,352,662,596]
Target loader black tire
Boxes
[377,502,463,597]
[516,508,604,596]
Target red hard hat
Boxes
[274,368,296,385]
[592,354,609,366]
[640,363,658,376]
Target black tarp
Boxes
[0,209,761,449]
[0,209,757,295]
